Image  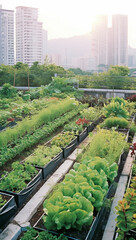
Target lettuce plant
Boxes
[0,161,37,192]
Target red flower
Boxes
[129,143,136,157]
[7,117,15,122]
[76,118,89,126]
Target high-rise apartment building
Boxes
[0,5,14,65]
[91,15,108,71]
[90,14,128,71]
[112,14,128,66]
[16,6,44,66]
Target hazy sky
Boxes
[1,0,136,47]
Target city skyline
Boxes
[0,0,136,48]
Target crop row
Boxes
[30,128,128,239]
[0,98,78,148]
[0,104,87,166]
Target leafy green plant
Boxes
[20,228,68,240]
[104,102,129,119]
[132,163,136,176]
[0,161,37,192]
[115,177,136,240]
[0,98,78,148]
[43,191,94,231]
[130,123,136,135]
[26,145,61,166]
[79,129,127,164]
[63,122,83,134]
[112,97,126,106]
[51,131,75,148]
[0,195,6,208]
[80,107,101,121]
[101,117,129,129]
[0,83,17,99]
[0,104,86,166]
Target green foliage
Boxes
[130,123,136,135]
[132,163,136,176]
[79,66,136,90]
[20,228,68,240]
[78,129,127,164]
[115,177,136,240]
[112,97,126,106]
[0,104,86,166]
[43,192,94,231]
[63,122,83,134]
[0,98,77,148]
[51,131,75,148]
[0,83,17,98]
[80,107,101,121]
[101,117,129,129]
[0,195,6,209]
[104,102,129,119]
[0,162,37,192]
[26,145,61,166]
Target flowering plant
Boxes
[129,143,136,157]
[76,117,89,127]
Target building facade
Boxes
[16,6,44,66]
[112,14,128,66]
[91,15,108,71]
[0,5,14,65]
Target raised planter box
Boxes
[63,136,78,158]
[77,128,88,144]
[36,151,64,179]
[93,116,104,126]
[87,123,95,134]
[0,169,43,207]
[33,182,117,240]
[0,192,17,228]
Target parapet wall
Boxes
[79,88,136,99]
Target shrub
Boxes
[0,83,17,98]
[104,102,129,119]
[101,117,129,129]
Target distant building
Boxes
[91,15,108,71]
[0,5,14,65]
[16,6,44,66]
[42,29,48,64]
[90,14,128,71]
[112,14,128,66]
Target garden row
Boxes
[0,107,102,230]
[0,96,136,239]
[19,97,136,240]
[18,126,130,240]
[0,98,88,167]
